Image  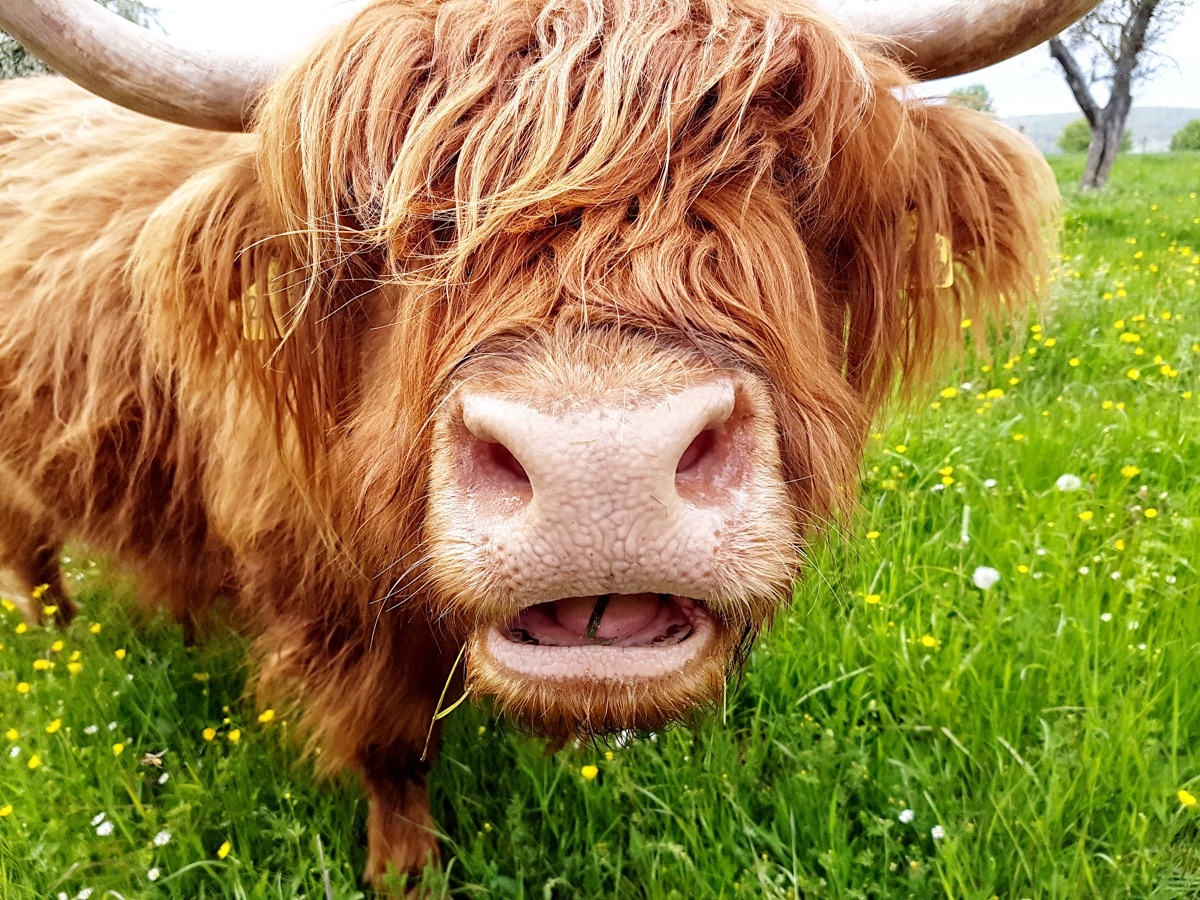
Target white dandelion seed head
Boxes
[107,722,117,731]
[83,725,98,735]
[91,812,106,826]
[931,825,945,840]
[95,821,113,837]
[1111,571,1122,580]
[9,746,19,758]
[983,478,998,489]
[930,483,946,493]
[75,890,93,900]
[153,830,171,847]
[147,868,160,882]
[1128,620,1140,631]
[1078,566,1090,575]
[899,809,915,824]
[58,893,68,900]
[158,772,169,784]
[1101,612,1113,622]
[1166,575,1177,584]
[1055,474,1083,492]
[1036,548,1047,556]
[972,566,1001,590]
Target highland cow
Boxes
[0,0,1097,882]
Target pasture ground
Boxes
[1,154,1199,899]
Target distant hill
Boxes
[1002,107,1200,154]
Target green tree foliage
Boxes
[1,1,157,79]
[1170,118,1200,150]
[946,84,996,114]
[1058,118,1133,153]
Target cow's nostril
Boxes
[676,428,717,475]
[483,441,530,486]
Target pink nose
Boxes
[459,378,742,513]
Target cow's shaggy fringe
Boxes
[0,0,1057,877]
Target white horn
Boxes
[831,0,1103,80]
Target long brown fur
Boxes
[0,0,1057,881]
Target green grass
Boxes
[2,154,1200,898]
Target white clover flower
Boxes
[983,479,998,489]
[931,483,946,493]
[57,893,68,900]
[899,809,915,824]
[1111,571,1122,580]
[153,830,171,847]
[158,772,169,785]
[1055,474,1083,492]
[1079,566,1090,575]
[107,722,117,731]
[931,825,945,840]
[1101,612,1113,622]
[1128,620,1140,631]
[972,566,1001,590]
[91,812,106,826]
[96,821,113,837]
[76,890,93,900]
[9,746,19,758]
[83,725,98,735]
[147,868,160,882]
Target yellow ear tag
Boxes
[903,213,954,289]
[235,259,288,341]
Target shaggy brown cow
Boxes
[0,0,1095,883]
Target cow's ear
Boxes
[829,101,1058,410]
[131,152,340,468]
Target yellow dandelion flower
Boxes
[67,662,82,675]
[32,659,51,671]
[0,599,14,613]
[1078,511,1094,522]
[1127,369,1141,380]
[217,840,232,859]
[1017,565,1030,574]
[112,743,124,756]
[1120,332,1141,343]
[5,729,18,741]
[29,585,47,600]
[257,709,275,724]
[42,606,58,618]
[15,682,29,695]
[895,444,907,454]
[227,729,241,743]
[27,754,41,770]
[1044,338,1057,347]
[49,640,63,652]
[865,594,882,605]
[919,635,939,649]
[866,531,880,541]
[581,765,599,781]
[1013,434,1025,442]
[1069,358,1081,367]
[939,387,958,399]
[14,623,27,635]
[986,388,1005,399]
[1180,789,1197,808]
[0,804,11,818]
[1121,466,1141,478]
[193,672,210,682]
[88,623,101,634]
[114,648,126,660]
[1115,539,1126,551]
[1144,508,1159,519]
[202,727,216,741]
[961,318,972,329]
[45,719,61,734]
[69,650,80,661]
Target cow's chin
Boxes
[465,593,743,739]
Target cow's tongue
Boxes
[504,593,694,647]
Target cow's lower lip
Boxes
[481,594,715,681]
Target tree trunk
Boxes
[1081,110,1128,190]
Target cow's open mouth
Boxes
[481,593,715,681]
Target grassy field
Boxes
[2,154,1199,899]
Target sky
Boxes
[152,0,1200,118]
